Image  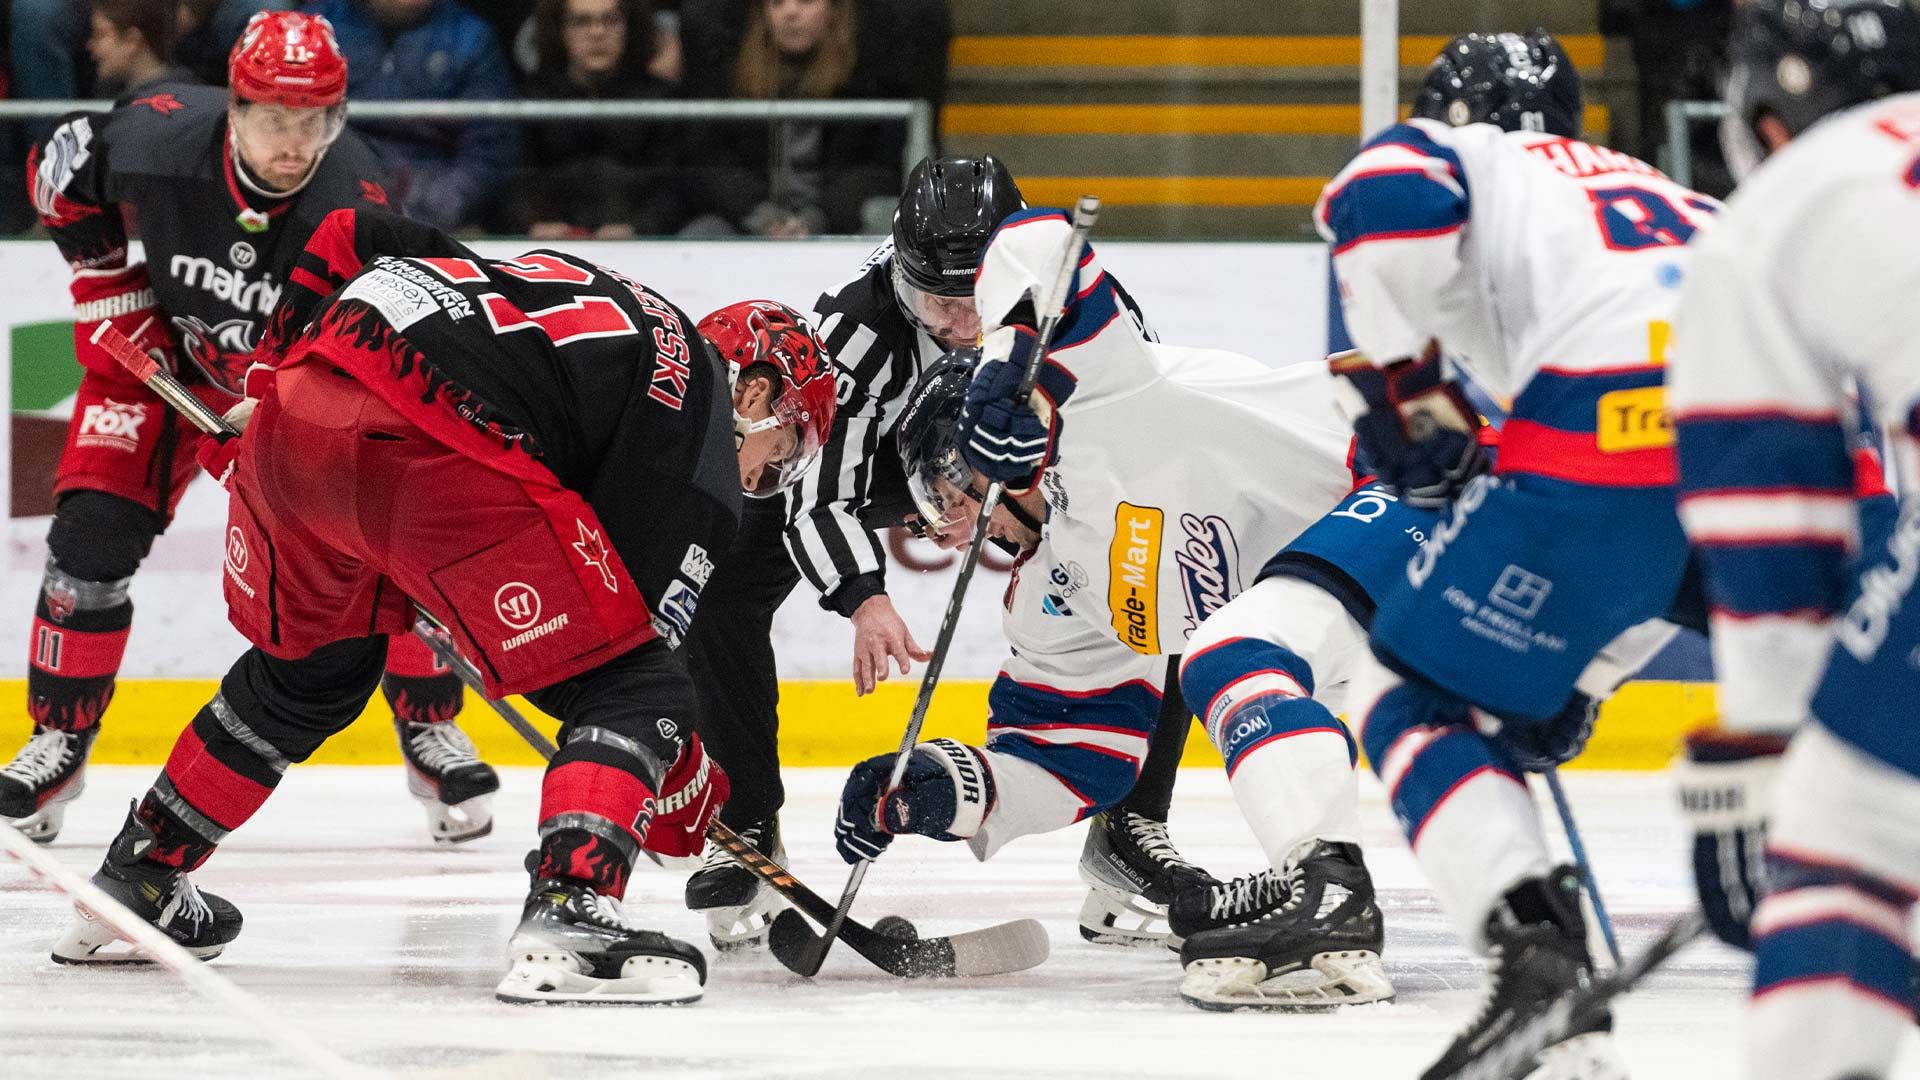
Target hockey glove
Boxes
[638,733,730,860]
[834,738,996,864]
[958,349,1058,492]
[1676,726,1788,949]
[1330,346,1487,509]
[192,366,276,489]
[1483,694,1599,773]
[71,263,176,380]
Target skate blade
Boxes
[49,907,225,965]
[4,803,68,845]
[420,793,495,846]
[494,954,703,1006]
[1179,951,1394,1012]
[1522,1031,1629,1080]
[1076,883,1171,948]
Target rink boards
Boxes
[1,237,1713,771]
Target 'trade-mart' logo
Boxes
[1107,501,1163,655]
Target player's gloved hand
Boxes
[834,738,996,864]
[638,732,730,860]
[71,262,176,379]
[1330,345,1487,509]
[958,341,1058,492]
[1482,694,1599,772]
[1676,725,1788,949]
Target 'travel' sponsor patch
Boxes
[1596,386,1671,453]
[1108,501,1163,654]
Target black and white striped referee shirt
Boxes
[786,242,1152,618]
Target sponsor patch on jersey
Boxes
[1108,501,1164,655]
[653,579,701,650]
[1595,386,1672,453]
[339,266,443,330]
[1175,512,1241,639]
[76,398,147,452]
[170,254,281,315]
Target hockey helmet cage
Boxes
[230,11,348,109]
[1412,30,1582,138]
[1723,0,1920,177]
[897,347,982,532]
[696,300,837,498]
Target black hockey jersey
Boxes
[30,83,393,373]
[272,209,741,643]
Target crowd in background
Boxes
[0,0,952,236]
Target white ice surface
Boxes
[1,766,1911,1079]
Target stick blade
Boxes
[768,908,831,977]
[946,918,1049,977]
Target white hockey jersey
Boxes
[1315,119,1718,487]
[959,209,1358,852]
[1671,93,1920,732]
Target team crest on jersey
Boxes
[360,180,389,207]
[1175,512,1241,639]
[130,94,185,116]
[572,520,618,593]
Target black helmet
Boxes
[1412,31,1583,138]
[898,347,981,532]
[892,156,1024,297]
[1723,0,1920,177]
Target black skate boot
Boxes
[0,724,98,844]
[1174,840,1393,1010]
[498,872,707,1005]
[51,805,242,964]
[1420,866,1626,1080]
[1077,809,1221,947]
[684,817,785,951]
[396,718,499,844]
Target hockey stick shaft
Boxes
[0,823,374,1080]
[1544,768,1623,968]
[93,322,239,440]
[801,197,1103,973]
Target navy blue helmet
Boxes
[1412,30,1583,138]
[1723,0,1920,176]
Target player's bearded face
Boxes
[922,472,1039,553]
[229,103,345,191]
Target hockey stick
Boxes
[1543,768,1624,968]
[1439,910,1708,1080]
[95,323,1049,979]
[780,197,1103,978]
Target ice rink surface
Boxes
[3,765,1912,1079]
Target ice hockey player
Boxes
[684,155,1215,951]
[47,206,836,1008]
[832,207,1411,1009]
[1669,3,1920,1077]
[1314,30,1718,1077]
[2,11,495,847]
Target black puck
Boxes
[872,915,919,940]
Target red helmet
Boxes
[697,300,837,496]
[229,12,348,109]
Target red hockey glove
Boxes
[638,733,729,859]
[1330,344,1487,509]
[71,263,175,379]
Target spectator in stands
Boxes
[12,0,288,101]
[514,0,684,237]
[88,0,193,99]
[306,0,520,230]
[678,0,950,236]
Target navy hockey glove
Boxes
[834,738,996,864]
[1330,347,1487,509]
[1487,694,1599,773]
[1676,727,1788,949]
[958,352,1058,492]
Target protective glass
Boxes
[891,260,981,347]
[905,448,982,532]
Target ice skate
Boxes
[684,817,785,951]
[498,875,707,1005]
[0,725,99,844]
[1174,840,1392,1011]
[51,806,242,964]
[1077,809,1219,947]
[396,718,499,844]
[1421,866,1626,1080]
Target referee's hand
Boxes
[850,594,930,696]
